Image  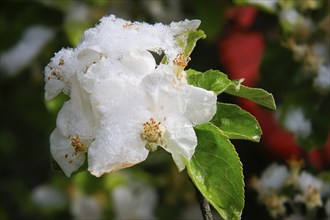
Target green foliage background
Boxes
[0,0,328,220]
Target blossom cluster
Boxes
[44,15,217,177]
[250,159,330,219]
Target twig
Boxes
[193,183,213,220]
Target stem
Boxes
[193,183,213,220]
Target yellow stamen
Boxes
[172,53,190,81]
[68,134,88,155]
[141,118,166,151]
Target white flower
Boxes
[295,171,323,208]
[0,26,54,75]
[280,9,300,25]
[325,199,330,217]
[286,213,307,220]
[313,63,330,92]
[279,9,314,33]
[263,194,287,218]
[283,108,311,138]
[256,163,290,194]
[71,195,103,220]
[248,0,277,11]
[50,76,99,177]
[87,68,216,177]
[112,181,157,219]
[31,185,67,210]
[45,15,216,177]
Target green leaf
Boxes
[225,82,276,110]
[64,21,91,46]
[186,69,276,110]
[186,69,232,94]
[176,29,206,59]
[211,102,262,142]
[187,123,244,220]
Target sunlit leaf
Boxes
[187,69,276,110]
[186,69,231,94]
[211,102,262,142]
[187,123,244,220]
[225,82,276,110]
[176,29,206,59]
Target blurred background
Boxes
[0,0,329,219]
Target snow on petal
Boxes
[44,48,76,100]
[78,14,200,62]
[45,14,213,177]
[56,100,95,140]
[77,47,104,74]
[88,115,149,177]
[121,50,156,80]
[87,85,151,177]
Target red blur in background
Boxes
[218,6,329,169]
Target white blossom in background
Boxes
[45,15,217,177]
[112,181,157,219]
[247,0,277,11]
[142,0,182,23]
[0,26,54,75]
[251,163,290,218]
[31,185,67,210]
[283,108,311,139]
[314,63,330,92]
[295,171,324,209]
[254,163,290,194]
[286,214,307,220]
[65,1,89,23]
[251,160,330,219]
[71,195,103,220]
[279,8,314,34]
[280,9,300,25]
[311,43,330,92]
[325,199,330,217]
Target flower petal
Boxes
[163,115,197,170]
[44,48,75,100]
[56,79,97,138]
[88,113,149,177]
[50,128,86,177]
[77,47,103,74]
[140,71,185,118]
[183,85,217,125]
[121,50,156,80]
[170,152,188,172]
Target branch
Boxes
[193,183,213,220]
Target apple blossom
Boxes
[45,15,216,177]
[295,171,323,209]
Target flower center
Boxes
[141,118,166,152]
[69,134,88,155]
[173,53,190,82]
[305,185,322,208]
[263,194,286,217]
